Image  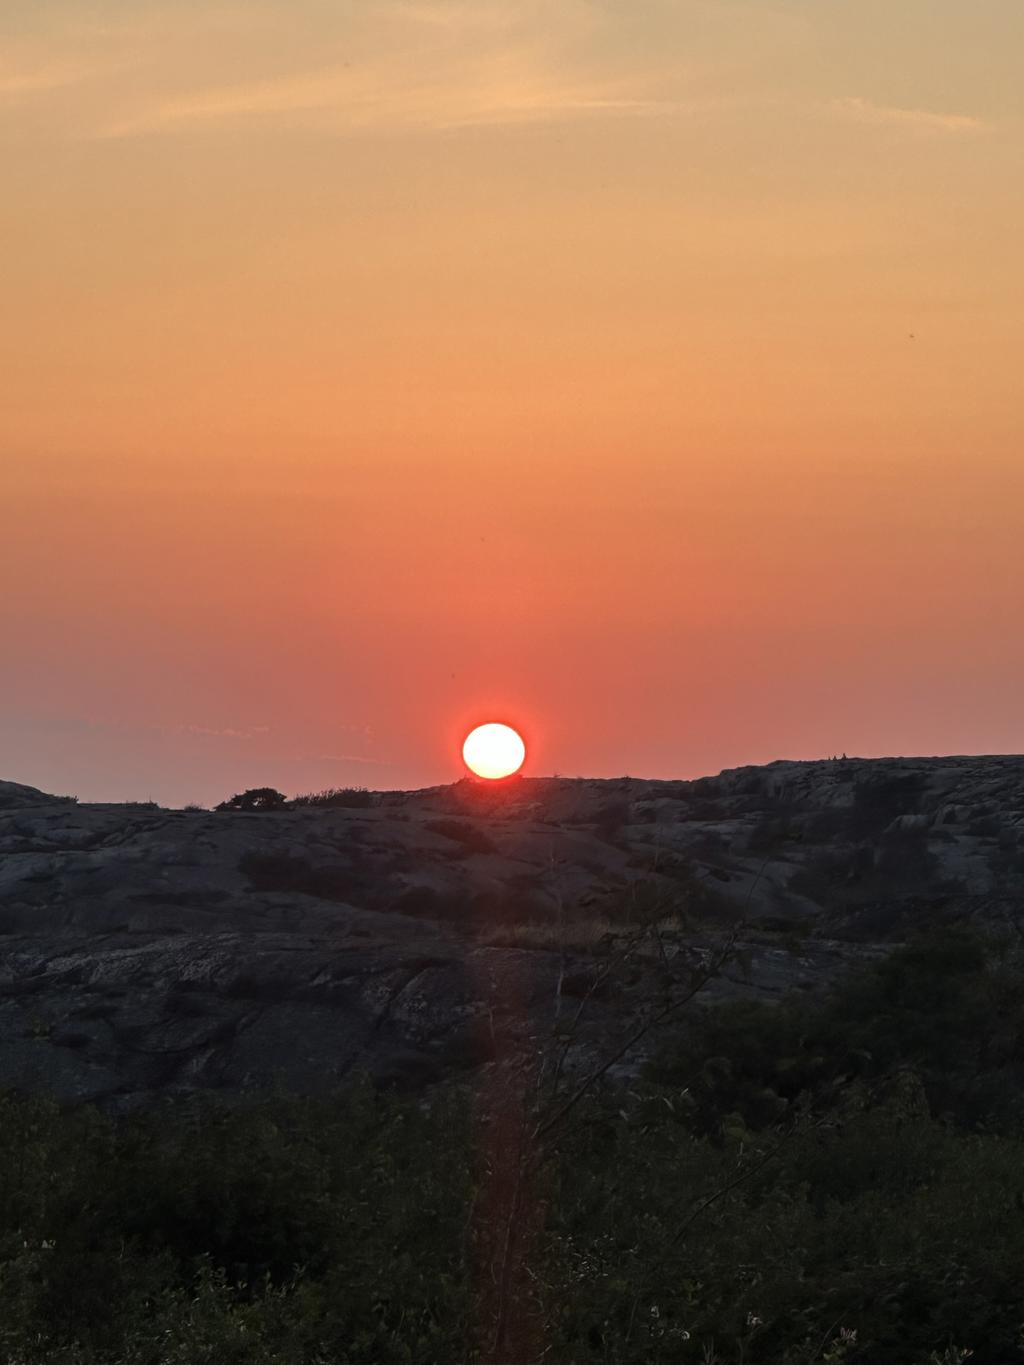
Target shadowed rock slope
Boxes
[0,755,1022,1106]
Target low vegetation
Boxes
[2,928,1023,1361]
[213,787,379,812]
[290,788,376,809]
[215,788,289,813]
[424,818,497,856]
[238,851,364,903]
[476,913,687,952]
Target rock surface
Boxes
[0,756,1022,1106]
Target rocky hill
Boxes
[1,755,1022,1107]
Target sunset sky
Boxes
[3,0,1023,806]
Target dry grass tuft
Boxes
[477,915,686,953]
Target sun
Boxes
[462,722,526,781]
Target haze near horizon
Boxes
[2,0,1022,806]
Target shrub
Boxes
[4,1023,1024,1360]
[0,1085,474,1362]
[215,788,288,813]
[291,787,376,809]
[850,769,926,837]
[648,926,1021,1134]
[3,932,1024,1360]
[390,885,472,923]
[591,796,632,837]
[238,851,363,902]
[424,818,497,856]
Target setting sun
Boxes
[462,723,526,781]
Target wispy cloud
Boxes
[833,96,989,135]
[179,724,271,740]
[14,0,688,140]
[0,58,106,100]
[0,0,837,143]
[83,715,273,741]
[317,753,393,766]
[98,59,671,139]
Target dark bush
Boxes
[850,769,926,837]
[238,851,363,902]
[291,787,376,809]
[216,788,288,813]
[1,930,1024,1362]
[390,884,473,923]
[968,815,1002,837]
[424,818,497,856]
[649,925,1019,1133]
[876,824,937,884]
[591,797,632,841]
[5,946,1024,1365]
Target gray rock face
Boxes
[0,780,58,810]
[0,756,1021,1106]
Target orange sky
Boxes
[2,1,1023,804]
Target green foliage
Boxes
[3,930,1024,1361]
[0,1084,474,1363]
[536,1091,1024,1362]
[650,925,1024,1134]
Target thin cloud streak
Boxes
[1,0,798,142]
[96,65,675,139]
[0,59,106,99]
[63,0,690,139]
[317,753,393,766]
[179,724,272,740]
[833,96,989,134]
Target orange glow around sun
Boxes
[462,723,526,780]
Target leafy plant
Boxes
[1,929,1023,1361]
